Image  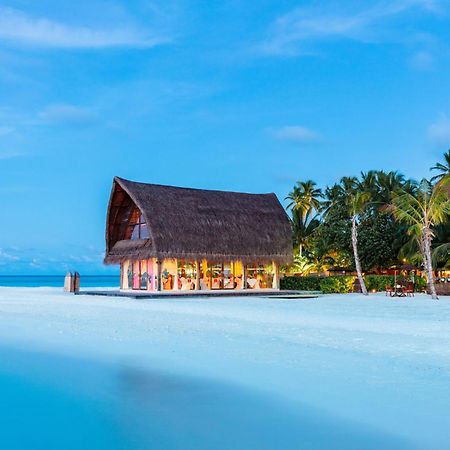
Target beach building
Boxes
[104,177,292,292]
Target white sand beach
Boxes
[1,288,450,450]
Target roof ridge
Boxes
[115,176,276,197]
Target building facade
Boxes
[104,177,292,291]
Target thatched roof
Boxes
[104,177,292,265]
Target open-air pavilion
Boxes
[104,177,293,293]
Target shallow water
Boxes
[0,347,415,450]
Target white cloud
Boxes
[0,150,23,160]
[38,103,97,125]
[0,7,168,49]
[269,125,321,144]
[427,114,450,145]
[260,0,442,55]
[0,248,20,261]
[0,126,14,136]
[411,50,434,70]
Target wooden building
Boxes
[104,177,292,292]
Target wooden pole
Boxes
[174,259,179,290]
[156,260,162,291]
[195,261,200,290]
[272,262,280,289]
[242,263,247,290]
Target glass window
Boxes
[162,259,177,290]
[210,263,223,289]
[223,263,235,289]
[140,223,150,239]
[207,262,238,290]
[246,264,273,289]
[125,209,150,241]
[177,261,196,290]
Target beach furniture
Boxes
[404,283,414,297]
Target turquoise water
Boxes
[1,347,415,450]
[0,275,119,288]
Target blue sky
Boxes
[0,0,449,274]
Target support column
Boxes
[121,260,129,290]
[195,261,200,290]
[173,259,179,290]
[242,263,247,290]
[156,260,162,292]
[147,259,153,291]
[272,261,280,290]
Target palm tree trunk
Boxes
[423,226,438,300]
[299,244,303,257]
[352,215,368,296]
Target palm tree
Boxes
[285,180,323,219]
[349,191,371,296]
[375,170,407,206]
[286,180,323,256]
[390,178,450,299]
[430,150,450,183]
[291,208,320,256]
[327,177,370,295]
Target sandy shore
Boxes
[1,288,450,449]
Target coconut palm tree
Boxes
[286,180,323,256]
[348,191,371,296]
[290,208,321,256]
[285,180,323,219]
[431,150,450,183]
[390,178,450,299]
[375,170,407,205]
[327,177,370,295]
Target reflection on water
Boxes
[0,348,415,450]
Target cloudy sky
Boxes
[0,0,449,274]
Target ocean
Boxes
[0,275,120,288]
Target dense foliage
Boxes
[281,275,428,293]
[284,152,450,280]
[280,276,322,291]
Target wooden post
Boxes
[242,263,247,290]
[195,261,200,290]
[156,260,162,291]
[272,262,280,290]
[147,259,152,291]
[208,261,212,290]
[174,259,179,290]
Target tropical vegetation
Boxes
[284,151,450,298]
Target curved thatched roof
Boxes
[104,177,292,265]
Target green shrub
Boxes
[320,276,356,294]
[281,274,427,293]
[280,276,321,291]
[365,275,395,292]
[365,274,426,292]
[415,276,427,292]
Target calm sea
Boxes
[0,275,120,288]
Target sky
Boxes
[0,0,450,275]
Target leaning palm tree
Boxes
[430,150,450,183]
[348,191,371,296]
[390,178,450,299]
[326,177,370,295]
